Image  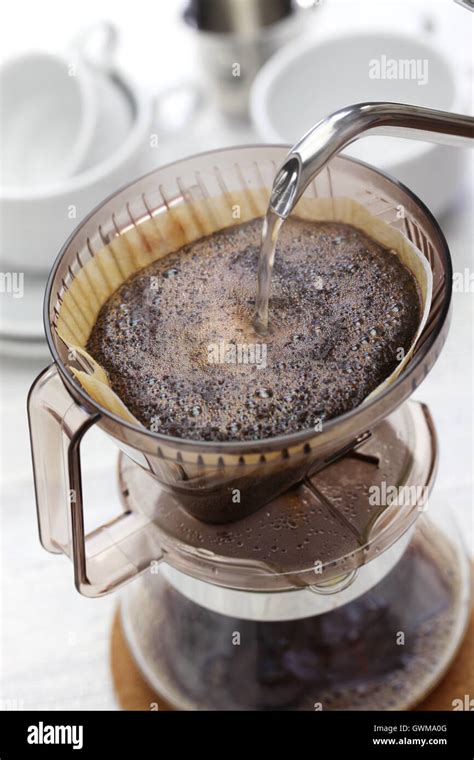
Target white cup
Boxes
[0,87,155,272]
[0,50,98,187]
[0,22,203,274]
[0,22,156,274]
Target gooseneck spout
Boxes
[269,102,474,219]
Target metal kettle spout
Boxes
[269,102,474,219]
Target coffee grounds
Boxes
[87,218,421,441]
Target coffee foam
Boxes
[55,191,432,430]
[86,218,423,441]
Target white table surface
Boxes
[0,0,472,711]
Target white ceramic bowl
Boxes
[251,31,469,215]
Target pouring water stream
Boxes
[254,102,473,335]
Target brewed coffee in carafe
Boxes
[125,517,467,710]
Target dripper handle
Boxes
[28,365,163,597]
[270,102,474,218]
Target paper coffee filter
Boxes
[56,188,432,430]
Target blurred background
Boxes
[0,0,472,710]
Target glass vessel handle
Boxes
[28,365,162,597]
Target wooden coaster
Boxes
[110,604,473,711]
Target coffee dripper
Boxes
[28,103,473,709]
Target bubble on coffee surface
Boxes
[87,218,421,441]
